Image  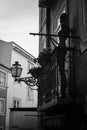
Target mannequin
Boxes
[58,13,70,97]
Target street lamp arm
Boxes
[15,76,38,90]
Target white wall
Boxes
[11,49,37,107]
[6,46,38,130]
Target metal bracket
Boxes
[15,76,38,90]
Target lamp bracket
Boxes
[15,76,38,90]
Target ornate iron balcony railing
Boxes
[38,47,75,107]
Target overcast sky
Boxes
[0,0,39,57]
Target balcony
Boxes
[39,0,53,8]
[38,47,75,111]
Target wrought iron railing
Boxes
[38,47,75,107]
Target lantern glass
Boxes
[11,61,22,78]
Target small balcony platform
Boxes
[39,0,53,8]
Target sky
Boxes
[0,0,39,57]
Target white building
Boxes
[0,40,38,130]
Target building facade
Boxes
[9,108,38,130]
[37,0,87,129]
[0,40,38,130]
[0,64,10,130]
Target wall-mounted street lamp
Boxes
[10,61,38,90]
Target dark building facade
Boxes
[37,0,87,129]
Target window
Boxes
[13,98,21,108]
[40,8,46,28]
[27,62,34,72]
[80,0,87,53]
[82,0,87,39]
[26,87,33,101]
[27,87,30,98]
[0,71,6,88]
[14,100,16,108]
[0,99,5,115]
